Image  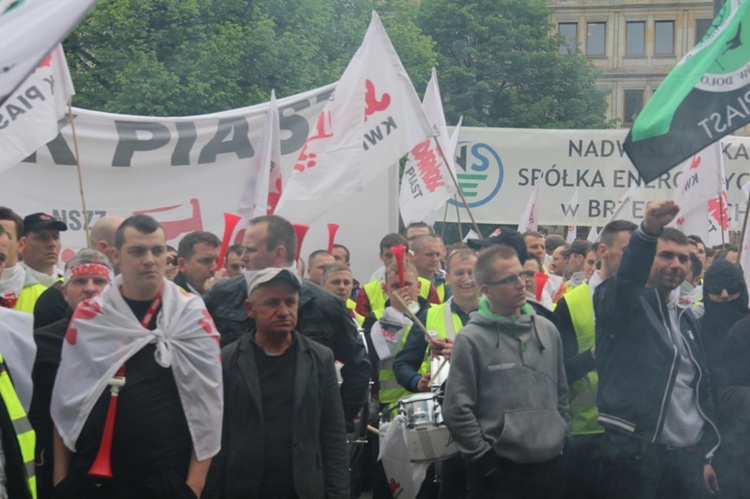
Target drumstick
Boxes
[432,357,449,381]
[367,425,380,435]
[390,292,433,343]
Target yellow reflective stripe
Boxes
[13,283,47,314]
[420,303,464,374]
[0,354,37,499]
[378,324,413,405]
[364,279,386,313]
[564,285,602,435]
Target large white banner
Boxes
[445,127,750,229]
[5,86,750,282]
[0,83,399,281]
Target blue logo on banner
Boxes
[448,142,504,208]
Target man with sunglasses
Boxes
[443,244,569,498]
[594,200,720,498]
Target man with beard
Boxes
[594,200,720,498]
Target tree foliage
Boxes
[64,0,610,129]
[64,0,436,116]
[417,0,612,129]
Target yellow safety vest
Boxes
[419,300,465,375]
[13,283,48,314]
[363,276,435,315]
[0,353,37,499]
[372,309,414,407]
[346,299,365,326]
[435,282,446,303]
[564,283,603,435]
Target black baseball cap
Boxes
[23,213,68,235]
[466,227,528,264]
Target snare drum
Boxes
[398,393,458,462]
[399,393,439,427]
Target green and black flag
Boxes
[624,0,750,183]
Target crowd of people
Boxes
[0,201,749,498]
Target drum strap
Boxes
[417,428,437,461]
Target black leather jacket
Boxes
[204,275,370,423]
[594,225,720,460]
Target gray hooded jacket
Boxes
[443,307,569,464]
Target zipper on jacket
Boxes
[679,309,721,461]
[652,289,679,443]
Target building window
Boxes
[655,21,675,54]
[559,23,578,54]
[624,90,644,124]
[696,19,713,44]
[626,21,645,55]
[587,22,606,56]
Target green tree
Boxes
[64,0,436,116]
[417,0,613,129]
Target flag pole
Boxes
[455,195,463,241]
[736,196,750,267]
[68,99,91,248]
[433,137,482,238]
[440,202,448,240]
[720,195,726,246]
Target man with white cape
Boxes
[50,215,223,498]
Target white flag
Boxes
[0,0,98,105]
[705,146,730,246]
[238,89,282,219]
[275,11,433,221]
[603,183,644,227]
[0,44,74,174]
[445,116,463,175]
[399,69,456,225]
[517,182,541,233]
[587,226,599,243]
[566,188,579,243]
[671,143,723,223]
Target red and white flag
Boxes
[238,89,282,219]
[0,44,74,173]
[671,142,727,243]
[517,182,541,233]
[566,188,579,244]
[0,0,98,106]
[275,11,433,221]
[399,68,456,225]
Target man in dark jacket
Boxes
[203,215,369,427]
[173,231,220,295]
[206,267,349,498]
[594,199,720,498]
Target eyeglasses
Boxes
[484,274,525,286]
[519,270,536,279]
[705,283,743,296]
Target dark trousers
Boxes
[53,469,197,499]
[564,433,602,499]
[437,454,467,499]
[598,430,707,499]
[466,454,564,499]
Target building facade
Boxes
[548,0,715,127]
